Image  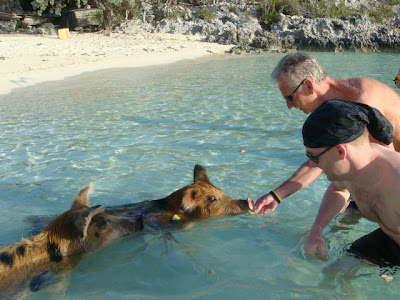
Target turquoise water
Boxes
[0,52,399,299]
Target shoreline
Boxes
[0,32,234,95]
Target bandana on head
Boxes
[302,99,393,148]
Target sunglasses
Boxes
[284,78,307,102]
[306,146,334,164]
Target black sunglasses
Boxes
[284,78,307,102]
[306,146,334,164]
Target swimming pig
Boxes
[106,165,250,225]
[0,183,143,298]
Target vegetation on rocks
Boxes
[29,0,89,15]
[4,0,400,26]
[1,0,399,52]
[198,7,213,23]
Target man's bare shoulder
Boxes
[351,77,400,106]
[344,77,376,85]
[357,77,391,91]
[380,145,400,166]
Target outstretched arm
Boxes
[252,161,323,214]
[305,181,350,261]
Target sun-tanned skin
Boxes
[304,140,400,262]
[249,53,400,214]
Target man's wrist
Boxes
[270,190,282,204]
[309,225,323,236]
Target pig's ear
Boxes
[193,165,211,184]
[181,188,197,211]
[73,205,105,239]
[71,183,94,208]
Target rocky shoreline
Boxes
[1,3,400,53]
[138,3,400,53]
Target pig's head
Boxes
[44,183,143,255]
[165,165,249,220]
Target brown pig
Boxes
[0,183,143,298]
[107,165,250,224]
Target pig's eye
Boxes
[208,196,218,203]
[97,218,110,230]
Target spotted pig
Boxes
[0,183,143,298]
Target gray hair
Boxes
[271,52,327,88]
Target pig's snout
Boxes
[238,199,250,211]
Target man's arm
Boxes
[304,181,350,261]
[253,161,323,214]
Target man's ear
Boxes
[304,78,314,94]
[337,144,348,160]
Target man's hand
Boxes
[251,193,279,214]
[304,232,327,261]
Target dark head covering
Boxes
[302,99,393,148]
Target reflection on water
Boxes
[0,52,399,299]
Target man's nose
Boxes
[286,100,295,109]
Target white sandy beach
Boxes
[0,31,234,95]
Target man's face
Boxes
[305,146,342,181]
[277,75,317,114]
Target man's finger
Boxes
[247,197,254,211]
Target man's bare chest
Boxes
[348,186,382,222]
[349,185,400,235]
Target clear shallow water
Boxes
[0,52,399,299]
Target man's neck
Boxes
[320,77,361,102]
[344,146,381,190]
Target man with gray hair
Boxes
[302,99,400,265]
[250,52,400,214]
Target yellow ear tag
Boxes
[172,214,181,221]
[381,274,394,283]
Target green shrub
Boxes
[244,11,250,22]
[294,0,391,22]
[257,0,285,26]
[30,0,88,15]
[279,0,301,16]
[368,4,394,23]
[170,8,184,20]
[27,0,400,26]
[198,7,213,23]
